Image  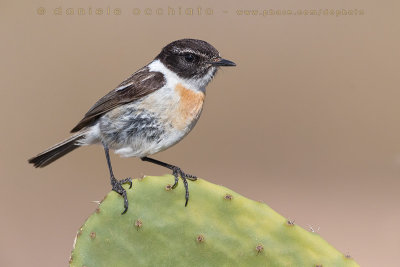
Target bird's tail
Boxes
[28,133,86,168]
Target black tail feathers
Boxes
[28,134,85,168]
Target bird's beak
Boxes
[210,58,236,67]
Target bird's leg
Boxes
[103,143,132,214]
[141,157,197,206]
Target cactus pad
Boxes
[70,175,359,267]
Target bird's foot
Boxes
[111,176,133,215]
[171,167,197,207]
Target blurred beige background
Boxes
[1,0,399,266]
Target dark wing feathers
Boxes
[70,67,165,133]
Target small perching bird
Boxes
[29,39,236,214]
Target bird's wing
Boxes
[70,66,166,133]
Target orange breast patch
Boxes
[174,83,205,129]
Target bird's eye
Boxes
[184,53,195,63]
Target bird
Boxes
[28,39,236,214]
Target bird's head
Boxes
[155,39,236,89]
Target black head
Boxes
[155,39,235,80]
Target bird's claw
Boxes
[171,167,197,206]
[111,177,133,214]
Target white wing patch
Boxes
[115,71,157,92]
[115,82,133,91]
